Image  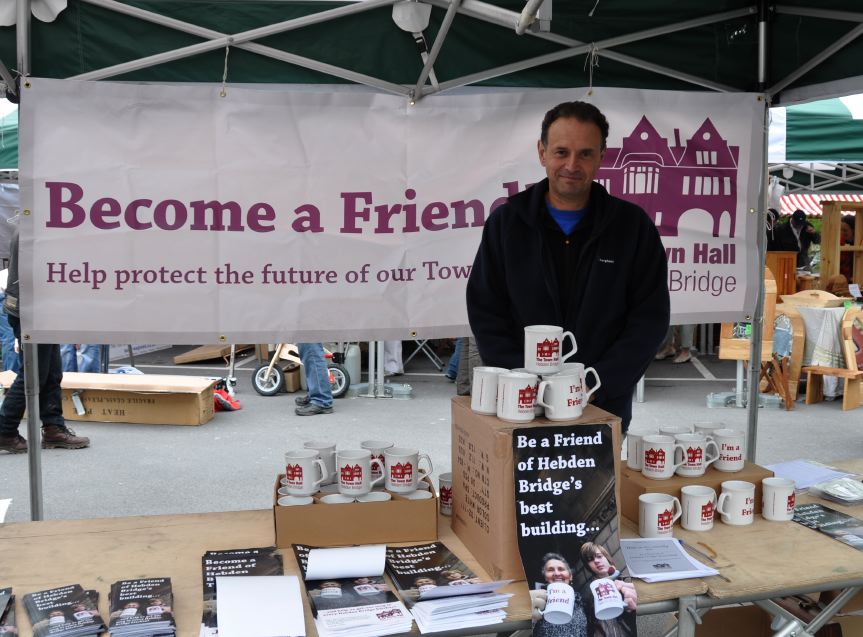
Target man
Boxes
[294,342,334,416]
[772,208,820,268]
[466,101,669,431]
[0,230,90,453]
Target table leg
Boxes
[676,596,699,637]
[736,360,745,407]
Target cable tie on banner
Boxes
[220,40,231,98]
[588,0,601,17]
[583,44,599,98]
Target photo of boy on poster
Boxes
[512,424,638,637]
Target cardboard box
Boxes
[272,476,438,547]
[450,396,622,581]
[283,363,301,393]
[695,606,773,636]
[620,462,774,523]
[58,372,216,426]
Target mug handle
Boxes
[312,458,329,487]
[560,331,578,363]
[418,453,434,481]
[670,497,683,525]
[716,492,729,516]
[536,380,552,409]
[670,444,687,472]
[703,440,720,467]
[370,459,385,488]
[582,367,601,401]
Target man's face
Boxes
[538,117,605,210]
[543,558,572,584]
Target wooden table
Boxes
[0,509,532,637]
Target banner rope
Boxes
[220,42,231,98]
[583,44,599,98]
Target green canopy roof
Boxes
[0,108,16,170]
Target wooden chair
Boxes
[802,307,863,410]
[758,305,805,410]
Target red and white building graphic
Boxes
[657,508,674,532]
[390,461,413,481]
[787,493,796,513]
[685,446,703,465]
[595,581,617,601]
[440,485,453,506]
[285,463,303,482]
[644,447,666,469]
[518,384,537,409]
[701,501,714,523]
[341,463,363,484]
[536,338,560,361]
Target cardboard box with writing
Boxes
[620,463,774,523]
[450,396,622,581]
[272,476,438,547]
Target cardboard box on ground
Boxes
[272,475,438,547]
[0,370,216,426]
[619,463,774,523]
[449,396,622,581]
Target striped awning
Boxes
[780,193,863,216]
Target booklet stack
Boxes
[294,544,413,637]
[794,502,863,550]
[385,542,513,634]
[1,587,16,637]
[23,584,106,637]
[108,578,175,637]
[198,546,284,637]
[619,538,719,583]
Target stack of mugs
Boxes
[629,423,796,537]
[470,325,601,423]
[277,439,438,506]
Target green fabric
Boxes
[786,99,863,162]
[0,109,17,169]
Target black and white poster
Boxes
[512,424,637,637]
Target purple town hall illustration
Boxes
[597,116,739,238]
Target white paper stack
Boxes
[215,575,305,637]
[314,600,413,637]
[620,538,719,583]
[409,592,512,634]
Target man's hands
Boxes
[529,588,547,622]
[617,579,637,611]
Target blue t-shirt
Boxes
[547,203,587,235]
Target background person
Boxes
[772,209,820,268]
[466,101,670,432]
[294,343,334,416]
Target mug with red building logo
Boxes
[638,492,681,538]
[284,449,328,496]
[673,433,719,477]
[523,325,577,375]
[438,472,453,516]
[384,447,433,494]
[496,371,538,423]
[641,435,685,480]
[681,485,717,531]
[337,449,384,496]
[762,477,796,522]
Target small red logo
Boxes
[595,582,617,600]
[285,463,303,482]
[390,461,413,481]
[518,384,537,408]
[701,501,714,522]
[657,508,674,531]
[536,338,560,361]
[686,446,703,465]
[440,485,453,505]
[787,492,796,512]
[340,463,363,484]
[644,447,666,469]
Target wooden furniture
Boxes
[719,270,777,362]
[820,200,863,288]
[766,250,798,296]
[773,304,806,404]
[797,274,820,291]
[803,307,863,410]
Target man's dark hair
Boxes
[541,101,610,149]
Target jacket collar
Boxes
[515,178,620,239]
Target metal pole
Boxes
[376,340,386,397]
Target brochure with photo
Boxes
[292,544,412,637]
[23,584,105,637]
[0,588,16,637]
[108,577,175,636]
[794,502,863,550]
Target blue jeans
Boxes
[298,343,333,408]
[446,338,462,379]
[60,344,102,372]
[0,294,20,373]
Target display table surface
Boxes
[0,508,534,637]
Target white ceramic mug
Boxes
[590,578,624,620]
[536,371,583,421]
[673,433,719,477]
[337,450,385,496]
[384,447,433,493]
[470,366,509,415]
[762,477,796,522]
[284,449,328,496]
[641,435,686,480]
[693,422,726,439]
[542,582,576,625]
[360,440,394,480]
[496,371,538,423]
[681,485,717,532]
[303,440,337,485]
[524,325,577,374]
[638,492,682,538]
[713,428,746,472]
[517,367,546,415]
[716,480,755,525]
[659,424,692,437]
[625,427,658,471]
[439,472,453,516]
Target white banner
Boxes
[20,79,763,344]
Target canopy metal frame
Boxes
[770,162,863,193]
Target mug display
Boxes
[680,485,716,532]
[716,480,755,525]
[625,428,658,471]
[536,371,583,421]
[713,429,746,472]
[638,492,681,538]
[762,477,796,521]
[693,422,726,438]
[524,325,577,374]
[673,433,719,477]
[641,435,685,480]
[496,371,539,423]
[470,367,509,415]
[283,449,329,496]
[337,450,385,496]
[384,447,433,493]
[303,440,337,485]
[360,440,394,480]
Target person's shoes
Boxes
[41,425,90,449]
[654,346,675,360]
[295,403,334,416]
[672,351,692,364]
[444,373,456,382]
[295,395,311,406]
[0,433,27,453]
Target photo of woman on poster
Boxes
[532,552,589,637]
[580,542,637,636]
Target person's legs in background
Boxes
[673,324,694,364]
[0,294,20,373]
[445,338,462,381]
[383,340,403,375]
[60,344,78,372]
[77,345,101,373]
[295,342,334,416]
[654,326,675,360]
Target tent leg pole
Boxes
[23,342,44,521]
